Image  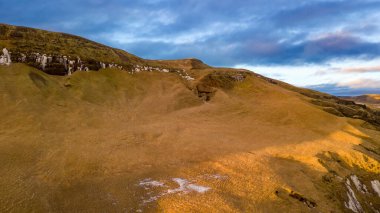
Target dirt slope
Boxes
[1,63,379,212]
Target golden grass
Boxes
[0,64,379,212]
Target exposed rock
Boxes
[230,74,245,81]
[308,95,380,129]
[0,48,11,65]
[197,84,214,93]
[350,175,368,194]
[288,191,317,208]
[337,105,360,117]
[41,54,47,70]
[344,179,363,213]
[371,180,380,197]
[275,188,317,209]
[196,84,215,101]
[323,107,344,117]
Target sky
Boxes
[1,0,380,95]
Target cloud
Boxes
[3,0,380,66]
[228,32,380,66]
[307,84,380,96]
[338,79,380,89]
[273,1,380,29]
[102,21,249,45]
[2,0,380,95]
[342,66,380,73]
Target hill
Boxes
[0,24,380,212]
[0,23,141,64]
[341,94,380,109]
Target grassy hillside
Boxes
[0,23,214,72]
[1,63,379,212]
[1,24,380,212]
[0,23,143,65]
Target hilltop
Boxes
[0,23,211,73]
[0,23,141,64]
[0,24,380,212]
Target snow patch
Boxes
[187,184,210,193]
[138,176,213,206]
[202,174,228,180]
[139,179,165,189]
[167,178,189,194]
[168,178,210,194]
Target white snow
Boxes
[168,178,210,194]
[167,178,189,194]
[139,179,165,189]
[202,174,228,180]
[187,184,210,193]
[371,180,380,197]
[138,177,212,205]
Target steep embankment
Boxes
[0,24,380,212]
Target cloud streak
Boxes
[342,66,380,73]
[338,79,380,89]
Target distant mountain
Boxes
[1,23,380,213]
[307,83,380,96]
[340,94,380,108]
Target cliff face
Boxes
[0,24,380,212]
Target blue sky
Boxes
[1,0,380,95]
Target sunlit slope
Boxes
[0,64,379,212]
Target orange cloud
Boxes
[338,79,380,88]
[342,66,380,73]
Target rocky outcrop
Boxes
[317,151,380,213]
[260,74,380,130]
[0,48,11,65]
[9,51,124,75]
[309,97,380,129]
[194,70,249,101]
[1,47,197,82]
[275,188,317,209]
[196,84,216,101]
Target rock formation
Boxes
[0,48,11,65]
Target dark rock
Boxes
[196,84,215,101]
[289,191,317,208]
[338,105,358,117]
[196,84,215,93]
[323,107,344,117]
